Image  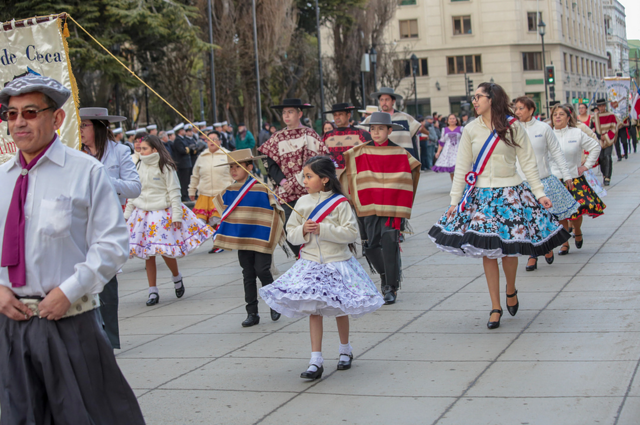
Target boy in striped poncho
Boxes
[341,112,421,305]
[212,149,287,327]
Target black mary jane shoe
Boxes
[174,279,185,298]
[574,233,583,249]
[337,353,353,370]
[270,309,281,321]
[487,309,503,329]
[242,313,260,327]
[545,252,554,265]
[382,285,397,305]
[300,364,324,380]
[146,293,160,306]
[506,288,519,317]
[525,256,537,272]
[558,243,570,256]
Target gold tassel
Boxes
[63,21,70,37]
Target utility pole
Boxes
[252,0,262,133]
[207,0,217,122]
[315,0,325,118]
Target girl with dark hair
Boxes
[513,97,579,271]
[124,135,214,306]
[433,113,463,180]
[80,107,141,350]
[322,121,337,136]
[260,156,384,380]
[429,82,570,330]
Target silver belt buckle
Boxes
[21,298,41,318]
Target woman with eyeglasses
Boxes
[549,104,605,255]
[513,97,579,271]
[79,107,142,350]
[188,131,235,253]
[429,83,570,330]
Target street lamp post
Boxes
[207,0,217,122]
[314,0,325,118]
[370,46,378,93]
[538,19,549,118]
[411,54,419,116]
[360,52,370,108]
[251,0,262,133]
[141,66,150,125]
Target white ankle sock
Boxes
[308,351,323,372]
[172,273,183,288]
[148,287,159,296]
[339,343,353,362]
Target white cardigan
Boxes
[188,148,235,198]
[518,119,572,181]
[123,153,183,222]
[550,127,601,180]
[287,191,358,264]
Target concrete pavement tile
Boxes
[137,389,296,425]
[259,393,455,425]
[400,277,477,293]
[460,275,570,293]
[135,295,244,317]
[617,397,640,425]
[119,314,214,335]
[599,242,640,253]
[182,312,300,334]
[307,360,489,397]
[230,331,391,359]
[579,263,640,277]
[376,291,449,311]
[115,334,160,352]
[502,332,640,361]
[591,253,640,264]
[407,264,486,278]
[282,309,421,334]
[400,310,538,334]
[360,333,513,361]
[437,396,622,425]
[117,358,212,389]
[564,276,640,292]
[546,291,640,310]
[527,309,640,333]
[117,333,265,359]
[466,361,636,397]
[433,291,557,312]
[630,372,640,396]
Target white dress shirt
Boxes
[0,137,129,303]
[100,140,141,205]
[550,127,601,180]
[517,118,572,181]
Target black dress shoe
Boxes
[174,279,185,298]
[382,286,397,305]
[574,233,583,249]
[300,364,323,380]
[146,293,159,306]
[337,353,353,370]
[487,309,503,329]
[270,309,281,321]
[545,252,554,264]
[242,313,260,327]
[525,256,537,272]
[506,288,519,317]
[558,243,570,256]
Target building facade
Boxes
[603,0,629,76]
[384,0,609,116]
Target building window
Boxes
[447,55,482,74]
[561,15,565,36]
[399,19,419,38]
[452,16,472,35]
[570,54,574,72]
[606,52,612,69]
[581,57,585,74]
[395,58,428,77]
[400,0,417,5]
[522,52,543,71]
[564,53,568,71]
[527,12,542,31]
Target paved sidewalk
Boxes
[116,152,640,425]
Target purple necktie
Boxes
[1,137,56,287]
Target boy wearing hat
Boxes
[258,99,329,256]
[593,98,617,185]
[341,112,421,305]
[212,149,286,327]
[146,124,158,136]
[322,102,371,174]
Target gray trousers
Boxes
[0,309,145,425]
[362,215,402,290]
[99,275,120,349]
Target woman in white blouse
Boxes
[549,104,605,255]
[513,97,579,271]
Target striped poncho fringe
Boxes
[212,179,286,254]
[340,141,421,219]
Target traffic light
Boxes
[467,78,474,97]
[549,85,556,101]
[545,65,555,85]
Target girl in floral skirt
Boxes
[260,156,384,380]
[432,114,463,180]
[124,135,214,306]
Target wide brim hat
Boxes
[358,105,379,114]
[596,98,607,105]
[322,102,357,114]
[215,148,267,167]
[370,87,403,101]
[79,107,126,123]
[0,74,71,109]
[270,98,314,110]
[360,112,405,131]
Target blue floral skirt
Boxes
[429,183,571,259]
[539,176,580,221]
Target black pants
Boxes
[419,139,429,170]
[98,275,120,349]
[283,200,301,257]
[615,128,629,159]
[599,145,613,179]
[630,126,638,152]
[238,250,274,314]
[0,309,145,425]
[362,215,401,291]
[177,167,191,201]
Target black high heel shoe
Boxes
[506,288,519,316]
[558,243,570,256]
[574,233,583,249]
[487,309,503,329]
[300,364,324,380]
[525,256,537,271]
[545,251,554,264]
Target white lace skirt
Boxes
[259,257,384,319]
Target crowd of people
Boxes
[0,72,637,423]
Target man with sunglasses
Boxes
[0,74,145,424]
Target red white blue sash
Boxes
[299,193,348,257]
[213,177,257,241]
[457,116,518,213]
